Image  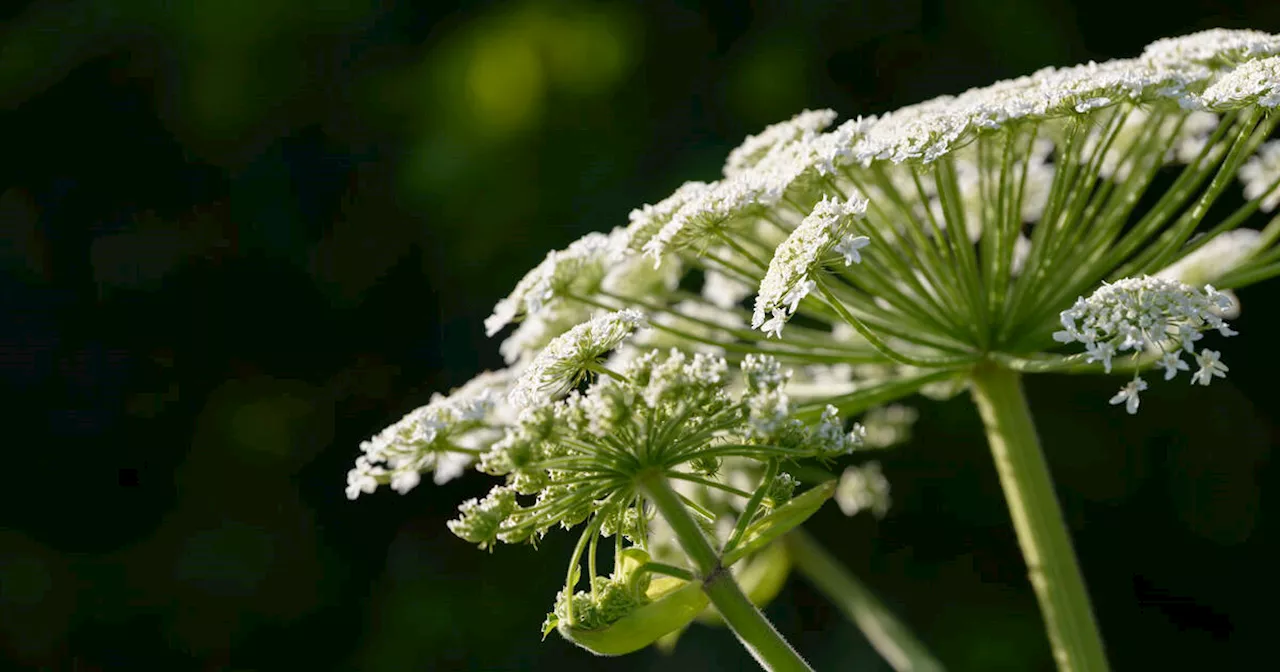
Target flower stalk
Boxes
[638,470,814,672]
[969,364,1108,672]
[786,529,942,672]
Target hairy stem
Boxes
[638,471,814,672]
[786,530,943,672]
[969,364,1109,672]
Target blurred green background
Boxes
[2,1,1279,670]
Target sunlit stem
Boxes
[970,364,1109,672]
[564,514,606,626]
[786,530,944,672]
[637,471,815,672]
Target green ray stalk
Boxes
[639,471,814,672]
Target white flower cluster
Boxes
[346,374,508,500]
[837,58,1206,167]
[724,109,838,176]
[459,349,862,550]
[1142,28,1280,66]
[1239,140,1280,212]
[641,178,771,263]
[447,486,518,550]
[486,229,627,337]
[1197,56,1280,110]
[509,309,647,408]
[834,462,891,518]
[625,181,713,252]
[695,31,1278,180]
[752,194,870,337]
[1054,276,1236,413]
[739,355,864,456]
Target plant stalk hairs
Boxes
[348,29,1280,671]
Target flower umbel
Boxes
[348,28,1280,672]
[346,369,513,500]
[509,309,647,408]
[1053,276,1235,411]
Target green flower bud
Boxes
[447,486,517,550]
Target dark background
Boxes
[2,1,1278,670]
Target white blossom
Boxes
[1055,276,1236,410]
[724,109,838,176]
[624,181,712,253]
[844,58,1210,166]
[752,194,870,335]
[1191,349,1229,385]
[813,404,866,457]
[642,175,776,264]
[1154,352,1189,381]
[346,371,509,499]
[1141,28,1280,67]
[1056,276,1235,367]
[509,310,646,408]
[485,229,628,336]
[1109,377,1148,415]
[1197,56,1280,110]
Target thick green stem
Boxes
[969,365,1109,672]
[786,530,943,672]
[638,472,814,672]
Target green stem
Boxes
[969,365,1109,672]
[786,530,943,672]
[638,471,814,672]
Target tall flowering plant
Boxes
[348,29,1280,671]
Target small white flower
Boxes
[1109,377,1149,415]
[1154,352,1189,380]
[642,176,773,264]
[1084,340,1117,373]
[346,459,381,500]
[833,235,871,265]
[390,470,421,495]
[759,308,787,339]
[1191,349,1229,385]
[812,405,865,456]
